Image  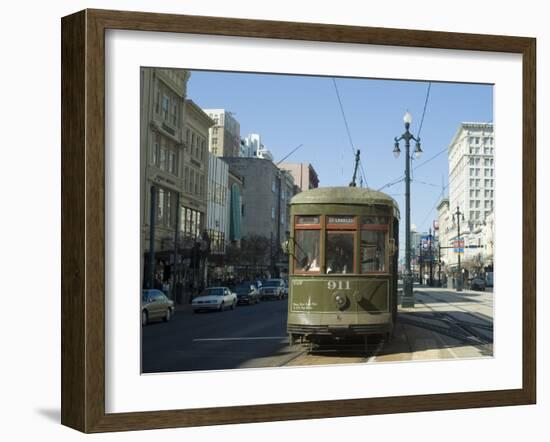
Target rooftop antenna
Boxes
[349,149,361,187]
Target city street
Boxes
[142,285,493,373]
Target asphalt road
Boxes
[142,298,301,373]
[142,286,494,373]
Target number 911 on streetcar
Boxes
[286,186,400,346]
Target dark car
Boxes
[259,279,285,300]
[235,283,260,305]
[470,278,486,291]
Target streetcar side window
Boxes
[360,230,386,272]
[326,232,354,274]
[294,230,320,273]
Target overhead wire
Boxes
[332,78,369,188]
[418,183,449,229]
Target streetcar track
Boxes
[399,294,493,348]
[278,348,309,366]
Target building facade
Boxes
[140,68,191,293]
[181,99,213,243]
[443,122,495,283]
[227,168,244,246]
[207,154,230,255]
[222,157,294,243]
[204,109,241,157]
[279,162,319,191]
[448,122,494,227]
[241,132,274,160]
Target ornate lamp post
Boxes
[452,205,465,292]
[393,111,423,307]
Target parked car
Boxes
[259,279,285,300]
[192,287,237,312]
[235,283,260,305]
[142,289,175,326]
[470,278,486,291]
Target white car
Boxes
[192,287,237,313]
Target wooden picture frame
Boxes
[61,8,536,433]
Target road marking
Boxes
[193,337,288,342]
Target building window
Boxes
[168,150,177,175]
[159,138,167,171]
[155,91,160,114]
[184,167,189,192]
[272,207,275,219]
[151,133,160,165]
[162,94,170,119]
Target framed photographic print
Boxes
[61,9,536,433]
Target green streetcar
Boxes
[287,186,400,347]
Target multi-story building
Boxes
[204,109,241,157]
[207,154,230,255]
[448,122,494,227]
[241,132,275,160]
[446,122,495,281]
[279,162,319,192]
[222,157,295,244]
[181,99,213,242]
[227,167,244,246]
[140,68,191,292]
[241,133,261,158]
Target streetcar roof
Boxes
[290,186,399,210]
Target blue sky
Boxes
[186,70,493,242]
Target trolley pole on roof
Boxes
[393,111,423,307]
[349,150,360,187]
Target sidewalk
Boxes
[398,285,494,320]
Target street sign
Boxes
[453,238,464,254]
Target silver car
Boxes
[192,287,237,313]
[142,289,175,326]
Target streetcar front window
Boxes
[326,232,354,274]
[294,230,320,273]
[361,230,386,272]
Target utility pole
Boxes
[147,185,157,289]
[428,227,434,287]
[438,242,442,287]
[172,192,180,302]
[453,205,465,292]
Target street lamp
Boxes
[393,111,422,307]
[452,206,465,292]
